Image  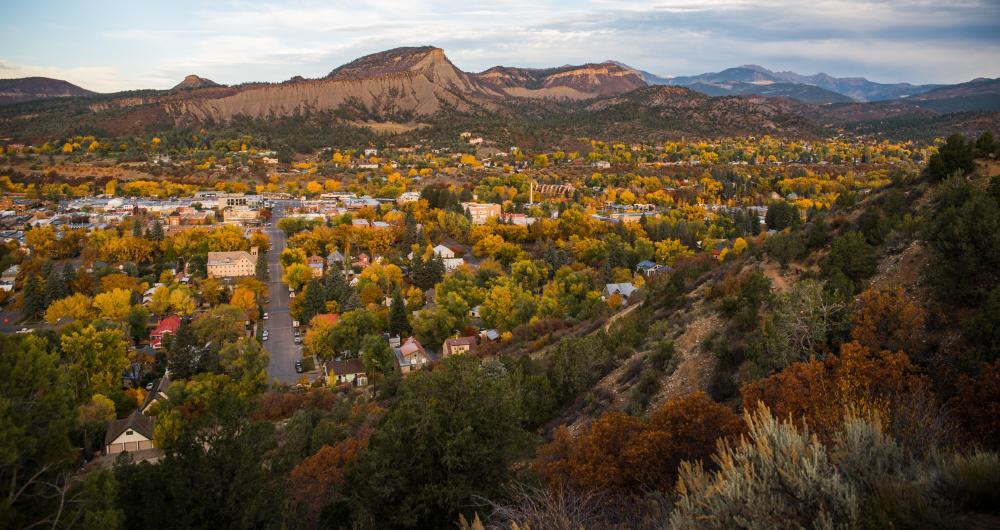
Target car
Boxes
[289,292,295,299]
[263,313,269,320]
[294,361,304,373]
[15,328,31,334]
[294,337,302,344]
[262,335,269,341]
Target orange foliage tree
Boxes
[290,432,371,524]
[534,392,742,494]
[741,341,931,440]
[850,286,925,355]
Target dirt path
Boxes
[649,311,722,408]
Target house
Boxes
[149,315,181,349]
[326,358,368,386]
[207,247,258,279]
[103,410,156,455]
[636,261,672,277]
[480,328,500,342]
[326,250,345,268]
[432,244,455,259]
[394,336,429,374]
[461,202,501,225]
[307,255,325,277]
[443,257,465,272]
[442,335,477,357]
[352,253,370,269]
[141,373,171,415]
[592,160,611,169]
[396,191,421,204]
[603,282,637,304]
[0,264,17,291]
[364,147,378,157]
[470,305,481,318]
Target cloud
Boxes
[1,0,998,90]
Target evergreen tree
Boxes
[44,266,68,306]
[301,278,326,324]
[21,274,45,320]
[61,262,75,291]
[324,268,347,307]
[388,289,410,337]
[132,218,142,237]
[149,220,164,241]
[166,320,199,380]
[256,250,268,282]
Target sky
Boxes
[1,0,998,92]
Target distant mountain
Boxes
[606,61,672,85]
[683,81,852,104]
[172,75,221,91]
[665,65,941,102]
[0,76,95,105]
[904,77,1000,113]
[475,61,646,100]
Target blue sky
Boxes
[1,0,998,92]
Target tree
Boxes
[77,394,116,459]
[411,306,458,347]
[304,315,338,360]
[168,287,197,316]
[821,232,877,296]
[219,337,269,389]
[192,305,248,349]
[166,320,200,380]
[0,334,76,530]
[60,325,129,401]
[126,305,150,344]
[44,265,68,306]
[283,263,313,291]
[535,392,742,494]
[360,334,395,380]
[346,356,529,527]
[329,309,383,356]
[290,436,369,527]
[255,250,268,281]
[765,201,800,230]
[300,279,326,324]
[21,273,45,320]
[850,286,925,355]
[387,289,410,337]
[45,293,94,323]
[93,288,133,322]
[927,134,976,181]
[230,287,257,314]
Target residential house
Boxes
[636,261,672,277]
[394,336,429,374]
[0,264,18,291]
[207,247,258,279]
[326,250,345,268]
[442,335,477,357]
[352,253,370,269]
[307,255,325,278]
[141,374,171,415]
[103,410,156,455]
[149,315,181,349]
[326,358,368,386]
[396,191,421,204]
[603,282,637,304]
[432,244,455,259]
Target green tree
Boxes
[21,273,45,320]
[360,333,395,381]
[60,325,128,402]
[300,278,326,324]
[927,134,976,181]
[44,265,68,306]
[219,337,270,389]
[346,356,529,527]
[387,288,410,337]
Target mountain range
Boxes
[0,46,997,143]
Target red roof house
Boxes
[150,315,181,349]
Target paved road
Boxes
[263,202,303,384]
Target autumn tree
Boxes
[290,435,369,526]
[850,285,925,355]
[535,392,742,494]
[45,293,94,323]
[93,288,133,322]
[60,325,128,402]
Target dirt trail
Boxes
[649,310,722,409]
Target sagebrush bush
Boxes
[942,450,1000,512]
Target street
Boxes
[263,201,303,384]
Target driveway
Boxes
[263,201,304,384]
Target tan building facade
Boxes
[207,247,258,278]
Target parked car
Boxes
[263,312,269,320]
[294,360,304,373]
[289,292,295,299]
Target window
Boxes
[126,429,134,435]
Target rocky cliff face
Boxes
[172,75,221,91]
[476,62,646,99]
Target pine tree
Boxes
[149,220,164,241]
[61,262,75,291]
[325,268,347,306]
[301,278,327,324]
[44,266,68,306]
[132,218,142,237]
[256,250,268,281]
[388,289,410,337]
[21,274,46,321]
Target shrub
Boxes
[941,450,1000,511]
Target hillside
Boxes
[171,75,221,91]
[475,62,647,99]
[0,76,96,105]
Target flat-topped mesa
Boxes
[326,46,453,80]
[475,61,647,99]
[172,74,220,91]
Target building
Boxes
[442,335,477,357]
[396,191,421,204]
[394,336,429,374]
[461,202,501,225]
[207,247,258,279]
[326,358,368,386]
[0,264,18,291]
[103,410,156,455]
[149,315,181,349]
[603,283,637,304]
[222,207,260,224]
[636,260,671,277]
[141,374,171,414]
[432,244,455,259]
[307,255,325,277]
[326,250,345,269]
